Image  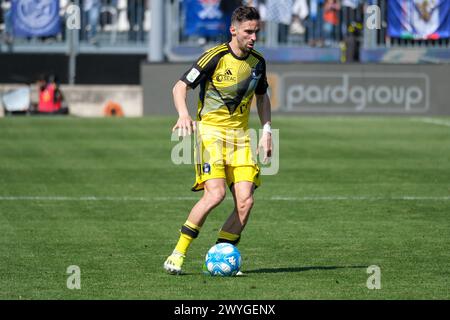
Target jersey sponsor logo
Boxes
[215,69,236,82]
[186,68,200,83]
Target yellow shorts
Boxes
[191,124,261,191]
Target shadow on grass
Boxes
[245,265,368,274]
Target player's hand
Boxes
[172,115,196,137]
[257,132,272,164]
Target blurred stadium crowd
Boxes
[1,1,449,115]
[0,0,151,45]
[0,0,448,49]
[0,0,449,66]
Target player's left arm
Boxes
[256,93,272,163]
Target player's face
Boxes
[232,19,260,53]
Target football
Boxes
[204,243,242,276]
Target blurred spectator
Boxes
[100,0,118,31]
[1,0,13,45]
[116,0,131,32]
[307,0,324,46]
[33,74,69,115]
[341,0,360,38]
[290,0,308,36]
[245,0,267,20]
[322,0,340,46]
[83,0,101,43]
[344,21,362,62]
[59,0,71,41]
[101,0,119,25]
[244,0,267,41]
[127,0,146,41]
[266,0,294,44]
[220,0,242,39]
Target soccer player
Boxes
[163,6,272,275]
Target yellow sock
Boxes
[216,230,241,245]
[174,220,201,256]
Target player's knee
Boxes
[204,189,226,207]
[237,195,254,214]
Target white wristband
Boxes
[263,123,272,134]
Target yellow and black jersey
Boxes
[180,43,268,129]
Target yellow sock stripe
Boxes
[184,220,201,232]
[198,46,228,68]
[218,230,240,241]
[197,44,226,67]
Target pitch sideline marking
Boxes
[412,118,450,127]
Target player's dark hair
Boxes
[231,6,260,26]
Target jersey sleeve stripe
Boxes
[199,44,226,62]
[198,47,226,68]
[198,48,228,69]
[198,45,227,68]
[251,49,264,59]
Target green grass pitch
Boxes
[0,116,449,299]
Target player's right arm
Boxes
[173,44,225,136]
[172,80,196,137]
